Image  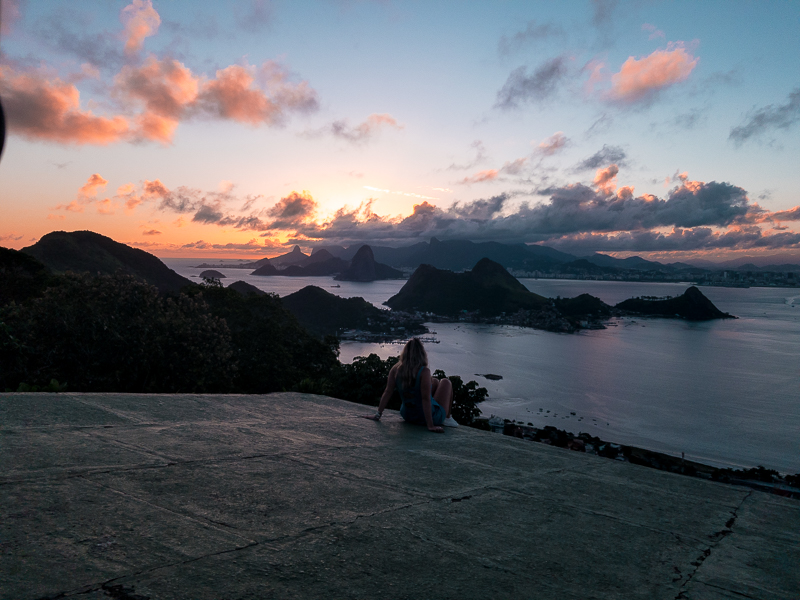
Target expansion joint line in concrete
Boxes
[35,541,261,600]
[278,451,501,501]
[488,484,711,544]
[78,474,258,545]
[674,490,754,600]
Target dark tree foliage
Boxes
[296,353,488,426]
[0,247,56,306]
[0,273,235,392]
[183,283,339,393]
[432,369,488,425]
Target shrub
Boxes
[0,273,235,392]
[299,352,488,425]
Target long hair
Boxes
[396,338,428,393]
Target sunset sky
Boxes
[1,0,799,261]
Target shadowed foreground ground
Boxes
[1,392,798,599]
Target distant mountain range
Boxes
[315,239,800,274]
[195,237,800,275]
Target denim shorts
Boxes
[400,398,445,426]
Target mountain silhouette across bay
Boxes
[21,230,191,293]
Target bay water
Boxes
[165,258,800,473]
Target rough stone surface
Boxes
[1,392,797,599]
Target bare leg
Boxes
[430,377,440,396]
[433,377,453,418]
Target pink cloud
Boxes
[3,53,319,145]
[593,164,619,195]
[328,113,404,143]
[610,45,698,103]
[0,66,131,144]
[55,200,85,213]
[198,62,318,126]
[96,198,116,215]
[79,173,109,198]
[121,0,161,55]
[460,169,499,185]
[538,131,568,155]
[142,229,162,236]
[115,57,200,143]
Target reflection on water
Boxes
[164,258,800,472]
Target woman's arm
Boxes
[367,365,398,420]
[419,368,443,432]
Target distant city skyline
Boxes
[1,0,799,261]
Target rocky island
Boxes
[616,286,736,320]
[386,259,735,333]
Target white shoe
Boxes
[443,416,459,428]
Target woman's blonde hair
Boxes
[397,338,428,393]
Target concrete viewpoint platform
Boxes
[1,393,798,600]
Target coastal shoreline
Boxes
[475,417,800,500]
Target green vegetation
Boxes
[1,272,235,392]
[295,353,488,425]
[0,249,485,424]
[182,282,339,393]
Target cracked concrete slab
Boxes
[0,392,797,600]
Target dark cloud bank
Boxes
[149,176,800,255]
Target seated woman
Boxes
[368,338,458,432]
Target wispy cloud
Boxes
[495,56,570,109]
[498,20,565,55]
[575,144,627,170]
[446,140,487,171]
[641,23,665,40]
[362,186,438,200]
[537,131,569,155]
[729,88,800,145]
[234,0,273,33]
[324,113,404,143]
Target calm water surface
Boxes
[165,259,800,472]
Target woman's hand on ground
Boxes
[360,413,381,421]
[428,425,444,433]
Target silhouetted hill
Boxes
[554,293,612,317]
[615,287,734,320]
[252,256,348,277]
[281,285,425,338]
[269,245,308,267]
[335,245,403,282]
[363,238,574,271]
[199,269,225,279]
[386,258,547,316]
[252,262,279,276]
[21,231,191,293]
[302,257,349,275]
[302,248,337,266]
[558,259,617,276]
[228,281,266,296]
[585,254,664,271]
[0,247,55,305]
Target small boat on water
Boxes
[331,284,341,288]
